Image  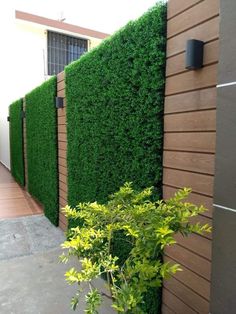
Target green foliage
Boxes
[25,77,58,225]
[61,183,211,313]
[65,3,167,310]
[9,98,25,186]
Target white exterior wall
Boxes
[0,10,103,169]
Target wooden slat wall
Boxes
[162,0,219,313]
[57,71,68,231]
[23,98,28,190]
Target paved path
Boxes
[0,215,114,314]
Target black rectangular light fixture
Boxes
[7,116,10,122]
[185,39,204,70]
[21,111,25,119]
[55,97,64,109]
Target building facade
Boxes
[0,10,108,169]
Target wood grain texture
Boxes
[167,16,219,57]
[164,277,209,313]
[167,0,219,38]
[164,256,210,300]
[57,80,65,91]
[164,110,216,132]
[174,232,212,260]
[163,151,215,175]
[163,168,214,196]
[164,87,216,114]
[168,0,203,20]
[163,1,219,311]
[163,185,213,218]
[165,244,211,280]
[164,132,216,153]
[161,304,176,314]
[57,75,68,232]
[162,288,197,314]
[165,64,217,96]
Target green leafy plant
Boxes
[61,183,211,313]
[25,77,58,225]
[9,98,25,186]
[65,4,167,310]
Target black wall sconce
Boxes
[21,111,26,119]
[185,39,204,70]
[55,97,64,109]
[7,116,10,122]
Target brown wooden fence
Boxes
[161,0,219,313]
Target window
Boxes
[47,31,88,75]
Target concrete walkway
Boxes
[0,215,114,314]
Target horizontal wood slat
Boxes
[59,165,67,176]
[57,108,66,117]
[164,256,210,300]
[165,244,211,280]
[57,89,65,98]
[164,110,216,132]
[58,157,67,167]
[161,304,176,314]
[163,151,215,175]
[167,0,219,39]
[163,185,213,218]
[58,116,66,125]
[59,219,67,232]
[58,141,67,151]
[57,80,65,91]
[166,40,219,77]
[58,124,66,133]
[164,277,209,313]
[167,0,202,20]
[165,64,217,96]
[60,189,67,201]
[59,212,67,225]
[59,196,67,207]
[58,133,67,142]
[164,132,216,153]
[163,168,214,196]
[164,87,216,114]
[174,232,212,260]
[59,173,67,184]
[58,148,66,159]
[190,215,212,240]
[162,288,197,314]
[59,182,68,194]
[167,16,219,57]
[57,71,65,82]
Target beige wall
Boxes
[0,15,104,169]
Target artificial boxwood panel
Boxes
[66,3,167,312]
[9,99,25,186]
[25,77,58,225]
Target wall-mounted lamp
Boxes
[185,39,204,70]
[21,111,26,119]
[55,97,64,109]
[7,116,10,122]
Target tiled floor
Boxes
[0,163,43,218]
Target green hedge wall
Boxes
[66,3,166,312]
[25,77,58,225]
[9,99,25,186]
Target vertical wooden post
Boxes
[57,71,68,231]
[23,97,28,190]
